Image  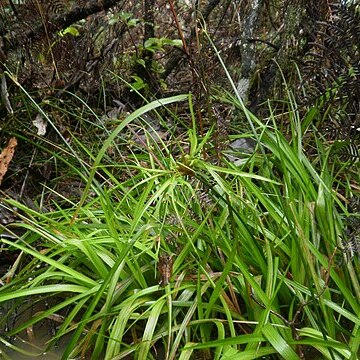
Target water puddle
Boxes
[0,300,71,359]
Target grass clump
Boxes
[0,89,359,360]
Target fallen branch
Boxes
[2,0,125,54]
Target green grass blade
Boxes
[261,323,300,360]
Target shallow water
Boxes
[3,341,63,360]
[1,323,68,359]
[0,300,69,359]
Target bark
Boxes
[236,0,264,103]
[247,0,330,114]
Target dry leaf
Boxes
[158,254,173,287]
[0,137,17,185]
[33,113,47,135]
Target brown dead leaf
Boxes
[0,137,17,185]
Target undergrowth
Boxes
[0,78,359,360]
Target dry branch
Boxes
[1,0,125,55]
[162,0,222,79]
